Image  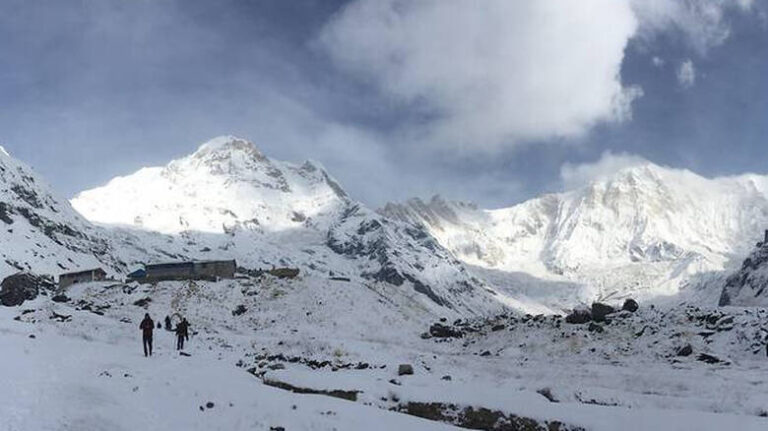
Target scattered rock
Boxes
[676,344,693,357]
[588,322,604,333]
[51,294,70,303]
[441,375,452,381]
[267,267,300,279]
[232,304,247,316]
[206,402,214,409]
[396,402,582,431]
[565,309,592,324]
[491,324,506,332]
[591,303,615,322]
[697,353,727,364]
[537,387,558,403]
[429,323,463,338]
[28,334,35,339]
[132,297,151,307]
[479,350,492,357]
[50,311,72,322]
[263,379,360,401]
[398,364,414,376]
[622,298,639,313]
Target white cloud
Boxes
[318,0,757,153]
[630,0,752,54]
[319,0,641,151]
[560,151,650,189]
[652,56,665,67]
[677,59,696,88]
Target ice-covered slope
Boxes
[71,136,503,315]
[382,164,768,302]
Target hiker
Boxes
[175,317,190,351]
[139,313,154,357]
[164,315,172,331]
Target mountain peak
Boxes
[0,145,9,158]
[192,135,264,160]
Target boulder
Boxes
[398,364,414,376]
[565,309,591,324]
[591,303,615,322]
[622,298,639,313]
[51,294,70,303]
[676,344,693,357]
[0,273,51,307]
[267,268,300,279]
[429,323,463,338]
[588,322,604,333]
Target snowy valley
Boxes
[2,137,768,430]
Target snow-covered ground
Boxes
[3,278,767,430]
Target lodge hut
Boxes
[136,260,237,283]
[59,268,107,289]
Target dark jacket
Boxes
[175,320,189,338]
[140,317,154,338]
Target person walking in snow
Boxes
[164,315,172,331]
[175,317,190,351]
[139,313,154,357]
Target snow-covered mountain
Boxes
[0,146,200,277]
[70,136,502,315]
[72,136,348,235]
[382,164,768,302]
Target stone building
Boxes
[59,268,107,289]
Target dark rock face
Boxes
[232,304,247,316]
[720,238,768,306]
[591,303,615,322]
[398,364,414,376]
[622,299,639,313]
[0,273,52,306]
[565,309,592,324]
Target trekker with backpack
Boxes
[175,318,190,351]
[139,313,154,357]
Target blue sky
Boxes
[0,0,766,207]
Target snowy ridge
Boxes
[382,164,768,302]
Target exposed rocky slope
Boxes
[720,232,768,306]
[382,166,768,302]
